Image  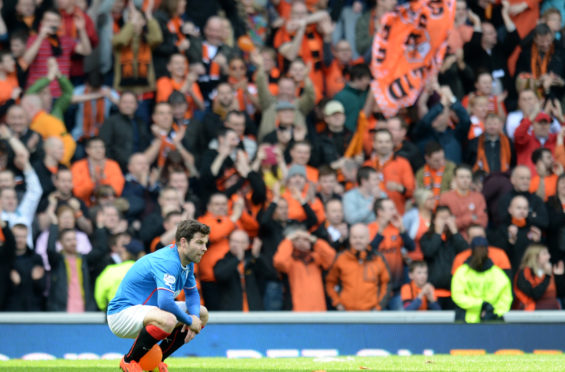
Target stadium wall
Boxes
[0,312,564,359]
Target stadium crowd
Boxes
[0,0,564,322]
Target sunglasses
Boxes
[277,125,292,131]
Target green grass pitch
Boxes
[0,355,564,371]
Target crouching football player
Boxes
[107,220,210,372]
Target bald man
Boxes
[496,165,548,228]
[5,104,44,163]
[21,94,76,166]
[325,224,391,311]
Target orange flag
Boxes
[371,0,455,118]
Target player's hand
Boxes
[183,328,196,343]
[188,315,202,333]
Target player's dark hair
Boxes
[175,220,210,243]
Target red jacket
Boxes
[514,117,558,176]
[60,7,99,77]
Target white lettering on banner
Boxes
[266,349,300,358]
[226,350,263,359]
[398,349,412,356]
[423,349,435,356]
[22,353,56,360]
[301,349,339,358]
[0,354,8,361]
[101,352,123,360]
[356,349,391,356]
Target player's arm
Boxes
[156,288,196,326]
[183,266,201,317]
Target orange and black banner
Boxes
[371,0,455,117]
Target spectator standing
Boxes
[421,206,468,309]
[273,226,336,311]
[451,237,512,323]
[4,224,45,311]
[99,91,151,173]
[326,224,391,311]
[438,164,488,236]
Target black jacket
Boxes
[421,232,468,290]
[5,247,46,311]
[99,113,151,172]
[497,190,548,230]
[213,251,277,311]
[545,196,565,264]
[46,225,97,312]
[0,225,16,310]
[488,222,537,279]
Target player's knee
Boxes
[160,312,177,333]
[200,305,209,326]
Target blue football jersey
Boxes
[107,244,196,315]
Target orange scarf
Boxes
[228,76,248,112]
[531,43,554,79]
[511,217,526,228]
[167,16,186,46]
[473,133,511,173]
[82,87,106,139]
[119,42,152,81]
[237,261,249,312]
[157,131,176,167]
[422,164,444,200]
[202,44,221,79]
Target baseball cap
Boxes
[324,100,345,116]
[286,164,306,181]
[470,237,489,249]
[276,100,296,111]
[534,112,552,123]
[124,239,144,255]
